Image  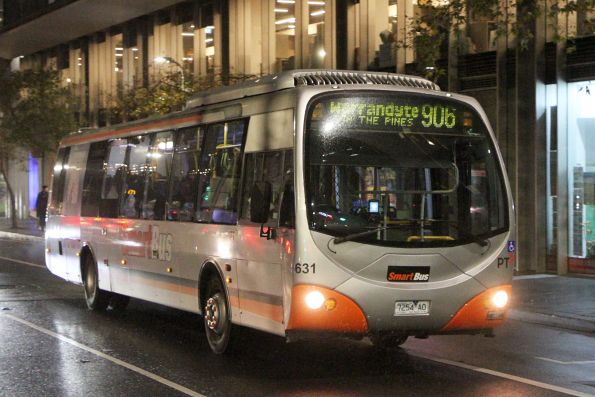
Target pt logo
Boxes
[151,225,172,261]
[497,257,510,268]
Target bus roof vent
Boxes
[292,70,440,91]
[185,70,440,109]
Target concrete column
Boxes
[514,0,547,273]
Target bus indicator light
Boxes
[325,298,337,311]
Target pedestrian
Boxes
[36,185,49,232]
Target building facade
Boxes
[0,0,594,275]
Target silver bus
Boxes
[45,70,515,354]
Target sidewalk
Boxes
[0,218,44,240]
[510,274,595,334]
[0,218,593,334]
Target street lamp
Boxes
[154,56,187,92]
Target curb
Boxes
[0,231,44,242]
[509,309,595,334]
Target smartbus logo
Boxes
[387,266,430,282]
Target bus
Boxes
[45,70,515,354]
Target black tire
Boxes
[203,276,232,354]
[109,293,130,312]
[370,333,409,350]
[82,254,110,311]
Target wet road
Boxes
[0,237,594,397]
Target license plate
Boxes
[394,300,431,316]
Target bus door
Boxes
[46,147,70,279]
[237,149,294,334]
[61,143,89,283]
[108,135,152,297]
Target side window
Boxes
[241,149,294,224]
[120,135,151,218]
[143,131,174,220]
[168,126,203,221]
[100,139,127,218]
[49,147,71,215]
[81,141,109,217]
[196,120,247,224]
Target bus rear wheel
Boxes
[82,254,110,311]
[203,276,232,354]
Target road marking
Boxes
[1,313,206,397]
[410,351,595,397]
[536,357,595,365]
[0,255,46,269]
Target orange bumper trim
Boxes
[287,285,368,333]
[441,285,512,332]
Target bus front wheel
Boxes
[82,254,110,311]
[203,276,232,354]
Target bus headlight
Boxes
[491,290,509,309]
[305,291,325,309]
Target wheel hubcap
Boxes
[85,267,95,298]
[205,296,222,334]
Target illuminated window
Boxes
[275,0,296,71]
[114,38,124,87]
[182,22,195,74]
[307,0,325,68]
[204,24,215,75]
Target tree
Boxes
[405,0,595,80]
[109,70,257,123]
[0,66,77,228]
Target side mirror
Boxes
[250,181,272,224]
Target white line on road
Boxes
[536,357,595,365]
[1,313,207,397]
[0,255,46,269]
[410,351,595,397]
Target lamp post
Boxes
[154,56,187,92]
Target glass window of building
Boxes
[376,0,398,68]
[567,81,595,274]
[131,46,142,86]
[463,7,497,54]
[114,39,124,88]
[182,22,195,74]
[204,24,215,75]
[275,0,296,71]
[307,0,326,68]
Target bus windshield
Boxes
[305,92,509,247]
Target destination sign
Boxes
[310,95,476,133]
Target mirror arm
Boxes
[259,224,277,240]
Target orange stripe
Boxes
[62,114,203,146]
[129,273,181,294]
[239,298,284,323]
[441,285,512,332]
